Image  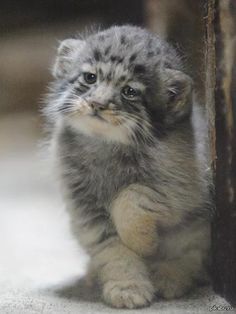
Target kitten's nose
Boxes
[90,101,107,111]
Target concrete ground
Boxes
[0,112,233,314]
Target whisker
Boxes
[119,112,155,146]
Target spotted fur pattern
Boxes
[43,26,212,309]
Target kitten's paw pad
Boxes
[103,279,154,309]
[154,267,192,299]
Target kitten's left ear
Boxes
[162,69,193,125]
[53,39,85,79]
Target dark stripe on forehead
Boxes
[133,64,146,75]
[106,72,112,82]
[104,46,111,56]
[117,57,124,64]
[147,51,154,58]
[98,68,104,80]
[129,53,137,63]
[93,49,102,61]
[120,35,127,45]
[110,55,125,64]
[119,75,126,82]
[110,55,118,62]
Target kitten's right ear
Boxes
[53,39,85,79]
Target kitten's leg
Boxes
[150,248,209,299]
[92,237,154,309]
[111,184,177,257]
[150,220,210,299]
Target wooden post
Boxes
[208,0,236,306]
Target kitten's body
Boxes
[44,26,211,308]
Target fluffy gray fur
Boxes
[43,26,212,309]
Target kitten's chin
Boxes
[67,115,132,145]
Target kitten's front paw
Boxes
[103,279,154,309]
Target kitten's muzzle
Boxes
[90,101,107,111]
[88,101,108,122]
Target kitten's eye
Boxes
[122,86,139,99]
[83,72,97,84]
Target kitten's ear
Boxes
[162,69,193,125]
[53,39,85,78]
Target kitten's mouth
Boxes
[71,102,121,126]
[89,110,107,122]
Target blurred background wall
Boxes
[0,0,205,115]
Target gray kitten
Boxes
[44,26,211,309]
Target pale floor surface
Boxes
[0,113,233,314]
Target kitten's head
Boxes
[47,26,193,145]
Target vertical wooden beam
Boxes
[211,0,236,306]
[205,0,216,166]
